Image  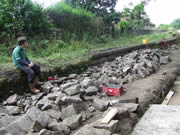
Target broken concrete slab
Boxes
[132,105,180,135]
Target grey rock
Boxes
[88,106,96,113]
[137,68,149,78]
[117,118,135,135]
[36,112,51,128]
[64,84,80,96]
[73,102,88,114]
[39,129,62,135]
[46,92,59,101]
[92,120,119,133]
[114,103,139,112]
[160,56,171,64]
[99,74,109,85]
[81,111,93,122]
[74,125,111,135]
[31,120,43,132]
[36,97,53,110]
[24,104,31,112]
[63,114,82,130]
[48,121,70,135]
[69,74,78,79]
[51,87,60,93]
[61,96,83,104]
[61,103,87,120]
[93,99,109,111]
[60,81,78,90]
[80,78,92,88]
[54,92,66,105]
[145,60,153,68]
[123,66,131,74]
[17,99,26,108]
[31,93,44,101]
[152,61,159,72]
[5,106,22,115]
[61,104,77,120]
[85,86,98,96]
[41,81,53,93]
[0,112,34,135]
[5,94,18,105]
[46,110,61,120]
[25,106,42,120]
[91,73,101,78]
[103,107,129,120]
[1,108,51,135]
[0,114,20,128]
[49,104,60,111]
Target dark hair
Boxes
[17,37,27,46]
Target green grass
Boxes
[0,31,176,71]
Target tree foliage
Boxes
[157,24,172,30]
[171,18,180,29]
[0,0,51,41]
[120,2,151,31]
[65,0,120,25]
[47,2,104,40]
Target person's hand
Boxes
[30,62,34,66]
[28,63,34,67]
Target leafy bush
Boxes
[47,2,99,40]
[0,0,52,40]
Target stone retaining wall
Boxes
[0,38,177,100]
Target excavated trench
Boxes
[0,40,179,135]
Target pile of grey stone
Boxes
[99,48,171,85]
[0,46,176,135]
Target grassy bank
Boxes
[0,31,176,71]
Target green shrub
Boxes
[0,0,52,42]
[47,2,99,40]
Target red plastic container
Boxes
[48,77,56,81]
[102,84,123,96]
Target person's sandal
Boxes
[31,88,40,94]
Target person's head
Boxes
[17,37,28,48]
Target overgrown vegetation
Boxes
[47,2,97,40]
[157,18,180,30]
[120,1,154,34]
[0,31,175,69]
[0,0,51,41]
